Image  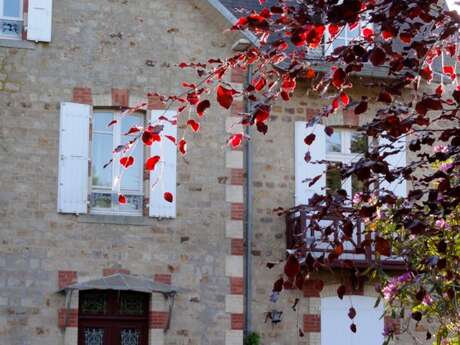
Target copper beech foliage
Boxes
[109,0,460,342]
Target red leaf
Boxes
[381,30,393,40]
[378,91,393,103]
[254,106,270,124]
[332,97,339,110]
[216,85,235,109]
[375,237,391,256]
[435,84,444,96]
[328,24,340,38]
[273,277,284,292]
[348,307,357,319]
[305,68,316,79]
[420,65,433,81]
[304,133,316,145]
[145,155,161,171]
[369,47,386,66]
[165,135,176,144]
[142,131,161,146]
[325,126,334,136]
[443,65,456,80]
[187,92,200,105]
[350,323,357,333]
[108,119,118,127]
[362,27,373,42]
[337,284,346,299]
[164,192,174,203]
[178,138,187,155]
[187,119,200,132]
[281,76,296,92]
[281,90,290,101]
[118,194,127,205]
[125,126,141,135]
[229,134,243,148]
[332,68,346,88]
[196,100,211,117]
[354,99,368,115]
[399,32,412,43]
[340,92,350,106]
[284,255,300,278]
[120,156,134,169]
[253,77,266,91]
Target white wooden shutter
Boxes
[27,0,53,42]
[321,296,384,345]
[295,122,326,206]
[380,135,407,198]
[149,110,177,218]
[57,102,90,214]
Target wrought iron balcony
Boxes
[285,205,405,270]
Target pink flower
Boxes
[440,163,453,172]
[434,145,448,153]
[422,294,433,306]
[353,192,363,204]
[435,219,448,229]
[382,272,413,301]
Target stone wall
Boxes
[0,1,241,344]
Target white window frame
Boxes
[0,0,23,40]
[90,111,144,216]
[325,129,368,198]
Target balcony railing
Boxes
[285,205,405,270]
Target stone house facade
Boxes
[0,1,434,345]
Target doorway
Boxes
[78,290,149,345]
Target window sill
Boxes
[0,39,35,49]
[77,214,154,226]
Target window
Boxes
[90,111,144,216]
[321,296,384,345]
[0,0,22,39]
[325,129,368,198]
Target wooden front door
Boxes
[78,290,149,345]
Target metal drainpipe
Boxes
[243,64,254,337]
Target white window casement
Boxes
[0,0,23,39]
[294,122,407,206]
[325,129,368,198]
[58,102,178,218]
[321,296,384,345]
[90,111,144,216]
[0,0,53,42]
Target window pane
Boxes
[94,112,114,132]
[352,174,366,195]
[120,115,143,191]
[90,192,112,209]
[351,133,368,154]
[118,194,142,214]
[326,165,342,195]
[4,0,20,18]
[326,131,342,153]
[92,133,113,187]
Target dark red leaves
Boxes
[145,155,161,171]
[284,255,300,278]
[108,119,118,127]
[165,135,176,144]
[120,156,134,169]
[125,126,141,135]
[273,277,284,292]
[362,27,373,42]
[187,119,200,132]
[142,131,161,146]
[375,237,391,256]
[118,194,127,205]
[378,91,393,103]
[332,68,346,89]
[254,105,270,124]
[304,133,316,145]
[196,100,210,117]
[354,99,368,114]
[350,323,357,333]
[420,65,433,81]
[281,76,296,92]
[178,138,187,155]
[399,32,412,44]
[164,192,174,203]
[216,85,236,109]
[369,47,386,66]
[325,126,334,136]
[348,307,356,319]
[337,284,346,299]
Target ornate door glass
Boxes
[120,329,141,345]
[80,293,107,315]
[84,328,104,345]
[120,294,145,315]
